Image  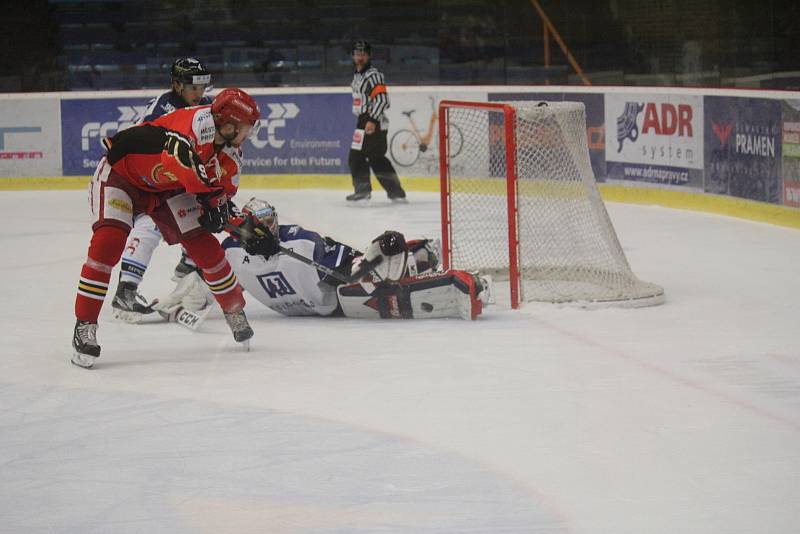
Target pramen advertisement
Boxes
[605,93,704,188]
[61,93,353,176]
[704,96,782,204]
[488,91,606,181]
[0,98,62,177]
[781,99,800,207]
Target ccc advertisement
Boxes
[60,93,353,176]
[605,93,704,188]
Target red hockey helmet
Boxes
[211,88,261,145]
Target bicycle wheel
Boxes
[389,129,421,167]
[448,123,464,159]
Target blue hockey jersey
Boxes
[140,90,213,123]
[222,225,355,316]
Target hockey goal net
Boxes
[439,100,665,309]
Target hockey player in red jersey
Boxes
[71,88,261,368]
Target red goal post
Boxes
[439,100,522,308]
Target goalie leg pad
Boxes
[336,270,484,320]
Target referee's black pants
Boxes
[348,122,405,198]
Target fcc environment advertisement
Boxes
[605,93,704,188]
[244,93,352,174]
[61,93,354,176]
[61,97,149,176]
[0,98,62,177]
[704,96,782,204]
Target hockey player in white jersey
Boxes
[111,57,213,322]
[155,198,491,322]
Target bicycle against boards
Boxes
[389,97,463,167]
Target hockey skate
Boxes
[346,191,371,203]
[72,320,100,368]
[112,281,155,323]
[224,310,254,350]
[388,191,408,204]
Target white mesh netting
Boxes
[442,101,664,307]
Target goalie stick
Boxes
[224,223,383,284]
[173,304,213,330]
[173,304,249,351]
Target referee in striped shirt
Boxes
[347,40,407,203]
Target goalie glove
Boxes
[229,214,280,258]
[358,230,408,282]
[242,215,280,258]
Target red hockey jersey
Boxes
[104,106,242,197]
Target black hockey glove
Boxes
[164,132,208,182]
[226,199,241,218]
[197,190,229,233]
[375,230,407,256]
[238,215,280,258]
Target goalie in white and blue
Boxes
[155,197,492,321]
[225,199,360,317]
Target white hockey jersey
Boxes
[222,225,354,316]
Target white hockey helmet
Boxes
[242,197,278,238]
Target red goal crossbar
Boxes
[438,100,521,309]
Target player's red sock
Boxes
[75,225,128,323]
[182,233,245,313]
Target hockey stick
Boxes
[173,305,213,330]
[224,223,381,285]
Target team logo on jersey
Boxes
[176,205,199,219]
[257,271,296,298]
[250,103,299,150]
[149,163,179,185]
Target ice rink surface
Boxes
[1,188,799,533]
